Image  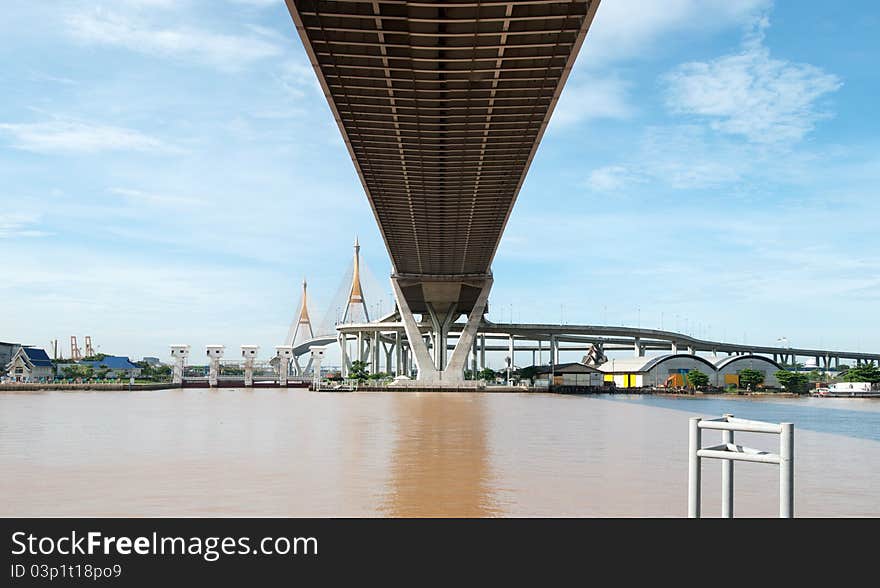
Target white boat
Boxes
[816,382,880,397]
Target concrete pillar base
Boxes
[391,275,492,387]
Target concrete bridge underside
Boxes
[286,0,601,383]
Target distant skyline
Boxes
[2,1,879,365]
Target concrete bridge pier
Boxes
[391,275,491,386]
[338,333,350,377]
[634,337,644,358]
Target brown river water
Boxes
[1,388,877,517]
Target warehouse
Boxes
[599,354,718,389]
[531,362,605,390]
[714,355,782,389]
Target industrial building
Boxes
[4,347,54,383]
[74,356,142,379]
[714,355,782,389]
[599,354,718,389]
[0,341,22,371]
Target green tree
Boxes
[478,367,496,382]
[349,360,369,382]
[61,365,94,381]
[842,364,880,383]
[776,370,809,393]
[686,370,709,389]
[738,368,765,389]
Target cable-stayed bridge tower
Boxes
[288,278,315,346]
[340,237,370,325]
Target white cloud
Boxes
[583,0,771,66]
[276,60,321,99]
[227,0,280,7]
[0,213,49,239]
[663,19,842,144]
[0,120,172,154]
[110,188,206,209]
[66,10,283,70]
[582,125,748,192]
[586,166,645,192]
[551,76,633,127]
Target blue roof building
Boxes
[79,356,142,377]
[5,346,54,382]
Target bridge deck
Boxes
[285,0,600,276]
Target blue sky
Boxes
[1,0,878,364]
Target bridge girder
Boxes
[285,0,600,319]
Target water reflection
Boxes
[382,393,497,517]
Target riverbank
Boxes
[0,382,174,392]
[0,383,808,397]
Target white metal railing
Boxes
[688,414,794,518]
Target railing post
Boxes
[721,414,734,518]
[779,422,794,518]
[688,417,702,518]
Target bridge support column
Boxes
[671,341,678,354]
[394,331,402,376]
[472,335,478,377]
[371,332,380,375]
[509,335,515,369]
[634,337,644,358]
[426,302,457,372]
[339,334,349,378]
[390,275,492,385]
[480,334,486,370]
